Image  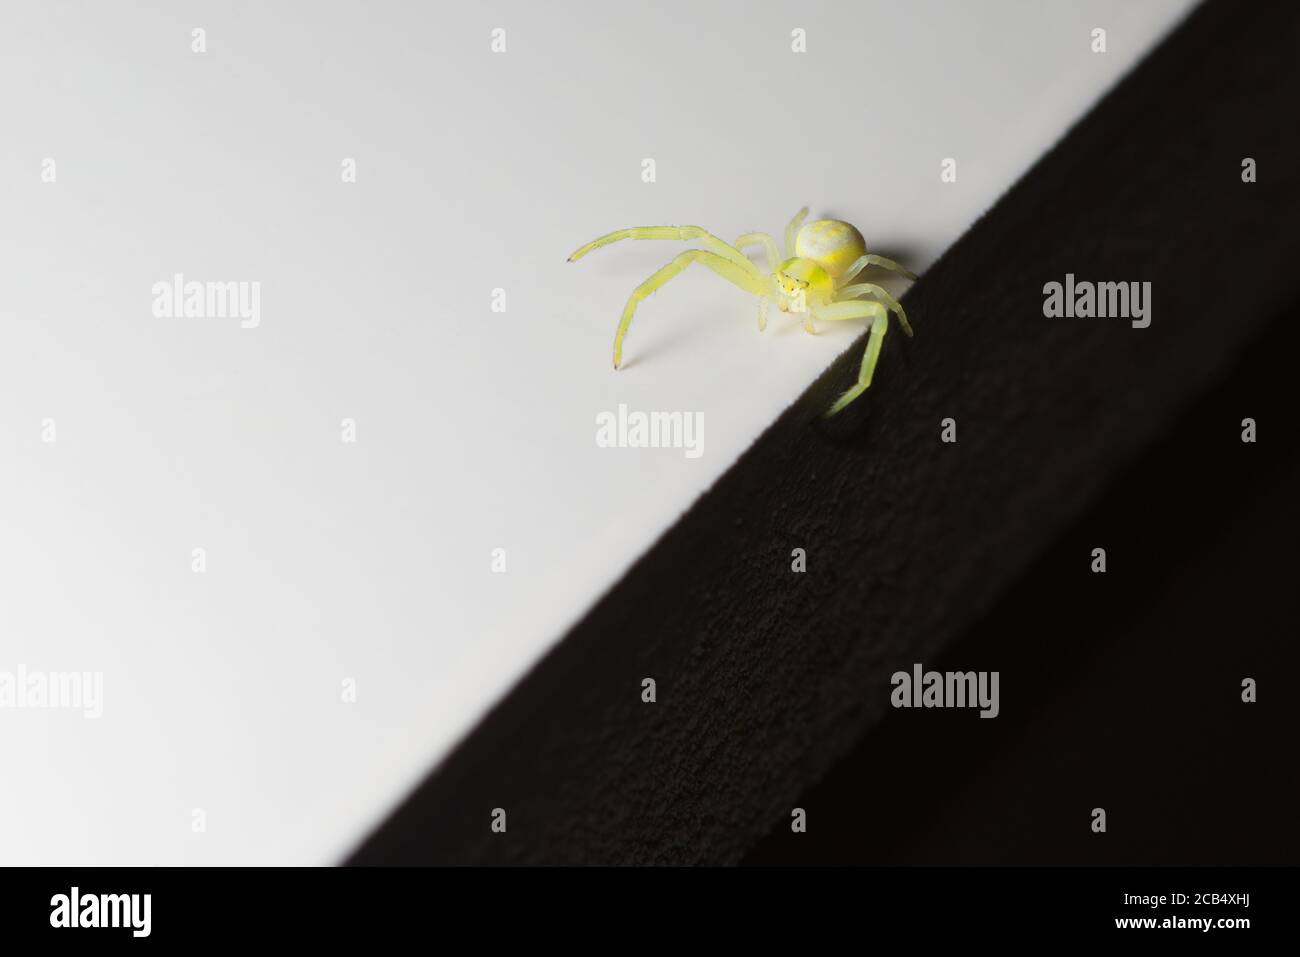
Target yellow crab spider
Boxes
[568,207,917,416]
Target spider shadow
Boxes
[808,377,884,444]
[615,308,723,371]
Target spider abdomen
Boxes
[794,219,867,279]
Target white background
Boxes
[0,0,1194,864]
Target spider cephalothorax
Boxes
[568,207,917,415]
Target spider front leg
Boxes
[778,286,819,334]
[840,253,919,286]
[734,232,782,273]
[798,300,817,335]
[612,249,769,368]
[568,226,755,273]
[813,300,890,416]
[838,282,913,337]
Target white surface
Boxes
[0,0,1195,864]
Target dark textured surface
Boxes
[746,298,1300,864]
[350,0,1300,865]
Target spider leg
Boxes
[613,249,771,368]
[568,226,760,275]
[840,254,919,286]
[797,297,817,335]
[814,299,888,323]
[734,232,782,273]
[784,206,810,257]
[838,282,913,337]
[812,301,889,416]
[734,234,779,329]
